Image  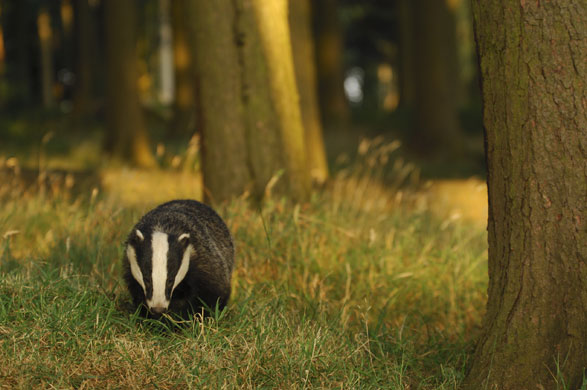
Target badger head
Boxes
[126,229,193,316]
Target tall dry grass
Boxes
[0,140,487,389]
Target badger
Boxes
[123,199,234,319]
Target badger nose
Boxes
[149,306,167,318]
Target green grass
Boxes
[0,155,488,389]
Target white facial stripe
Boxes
[148,232,169,309]
[173,244,192,291]
[126,245,146,293]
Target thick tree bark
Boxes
[185,0,252,203]
[411,0,462,155]
[464,1,587,389]
[250,0,311,200]
[313,0,349,129]
[103,0,155,168]
[289,0,329,184]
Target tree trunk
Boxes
[237,0,285,199]
[186,0,315,203]
[158,0,174,105]
[397,0,415,107]
[411,0,462,155]
[60,0,74,79]
[103,0,155,168]
[250,0,311,200]
[170,0,195,136]
[453,0,476,107]
[185,0,252,203]
[37,7,54,108]
[289,0,329,184]
[464,1,587,389]
[313,0,349,129]
[72,0,93,118]
[3,0,33,105]
[0,3,5,106]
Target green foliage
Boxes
[0,160,489,389]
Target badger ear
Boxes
[178,233,190,243]
[135,229,144,241]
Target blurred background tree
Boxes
[103,0,155,168]
[289,0,329,184]
[71,0,95,120]
[314,0,350,130]
[0,0,484,190]
[169,0,195,137]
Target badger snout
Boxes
[149,305,168,318]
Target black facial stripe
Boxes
[134,230,155,300]
[165,235,191,299]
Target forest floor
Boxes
[0,116,489,389]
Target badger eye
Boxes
[178,233,190,247]
[166,280,175,295]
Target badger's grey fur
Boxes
[123,199,234,318]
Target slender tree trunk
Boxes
[60,0,74,76]
[72,0,93,118]
[4,0,33,105]
[464,1,587,389]
[397,0,415,107]
[0,2,5,106]
[313,0,349,129]
[170,0,195,136]
[289,0,329,184]
[103,0,155,168]
[185,0,251,203]
[453,0,476,107]
[411,0,461,155]
[250,0,311,200]
[37,7,54,108]
[158,0,174,105]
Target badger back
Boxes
[123,200,234,314]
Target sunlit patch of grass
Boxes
[0,140,488,389]
[417,179,487,227]
[100,168,203,207]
